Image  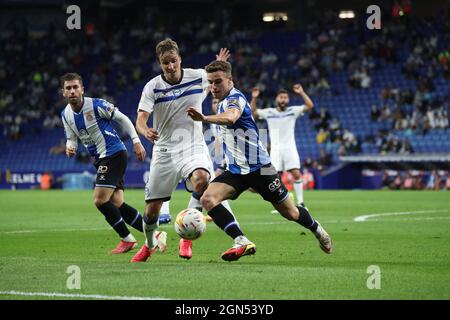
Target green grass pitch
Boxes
[0,189,449,300]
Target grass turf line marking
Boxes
[353,209,449,222]
[0,290,169,300]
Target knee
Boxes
[191,170,210,194]
[93,196,108,208]
[290,170,302,180]
[200,192,218,212]
[194,179,209,194]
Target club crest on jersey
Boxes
[97,166,108,174]
[172,89,182,97]
[268,178,281,192]
[84,111,94,122]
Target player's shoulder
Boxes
[143,76,161,91]
[91,97,114,112]
[226,88,247,102]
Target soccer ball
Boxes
[174,208,206,240]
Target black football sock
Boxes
[118,203,143,232]
[208,204,244,239]
[97,201,130,238]
[296,205,318,232]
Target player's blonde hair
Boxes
[156,38,180,61]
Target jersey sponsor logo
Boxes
[97,166,108,174]
[78,129,95,145]
[268,178,281,192]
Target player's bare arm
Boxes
[136,110,159,143]
[187,107,241,125]
[293,84,314,111]
[250,87,260,119]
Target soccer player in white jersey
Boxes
[131,39,235,262]
[250,85,313,208]
[60,73,161,255]
[187,61,333,261]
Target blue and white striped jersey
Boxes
[61,97,126,159]
[217,88,271,174]
[138,68,209,153]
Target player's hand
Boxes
[66,147,76,158]
[293,84,304,95]
[145,128,159,143]
[216,48,230,61]
[251,87,260,99]
[186,107,206,122]
[133,142,146,161]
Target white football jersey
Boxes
[138,68,209,153]
[257,105,305,152]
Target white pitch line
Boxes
[3,227,110,235]
[353,209,449,222]
[0,290,169,300]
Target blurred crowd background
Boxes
[1,0,449,190]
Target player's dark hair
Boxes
[205,60,232,75]
[60,73,83,88]
[276,89,289,96]
[156,38,180,61]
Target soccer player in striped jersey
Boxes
[187,61,333,261]
[60,73,163,255]
[250,85,314,209]
[131,39,235,262]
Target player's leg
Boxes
[158,200,171,224]
[93,187,136,253]
[131,155,177,262]
[201,174,256,261]
[252,164,332,254]
[131,199,168,262]
[111,189,144,233]
[285,150,304,206]
[93,151,136,254]
[289,168,304,206]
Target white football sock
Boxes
[293,179,304,205]
[188,195,202,210]
[122,233,136,242]
[143,218,159,249]
[160,201,170,215]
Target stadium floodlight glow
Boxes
[263,12,288,23]
[339,10,355,19]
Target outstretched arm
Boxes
[293,84,314,111]
[187,107,241,125]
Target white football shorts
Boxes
[270,148,301,172]
[144,147,214,201]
